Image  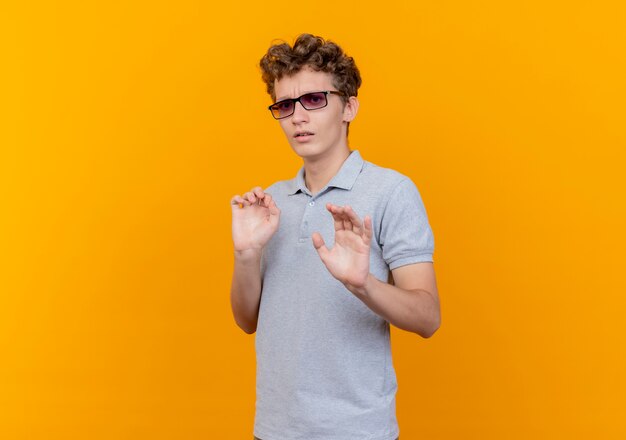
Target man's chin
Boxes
[289,143,322,159]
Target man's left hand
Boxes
[312,203,372,292]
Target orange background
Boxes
[1,1,625,438]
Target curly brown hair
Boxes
[260,34,362,103]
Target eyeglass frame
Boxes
[268,90,345,120]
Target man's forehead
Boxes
[274,69,334,100]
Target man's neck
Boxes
[303,147,351,195]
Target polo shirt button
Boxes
[309,201,315,206]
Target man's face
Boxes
[273,67,356,161]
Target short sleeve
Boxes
[379,178,435,269]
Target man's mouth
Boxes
[294,131,314,138]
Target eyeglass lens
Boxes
[270,92,328,119]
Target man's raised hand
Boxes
[230,187,280,255]
[311,203,372,290]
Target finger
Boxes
[252,186,265,199]
[330,204,352,230]
[311,232,330,263]
[244,192,257,204]
[230,195,250,207]
[329,204,348,220]
[344,205,363,234]
[363,215,373,244]
[339,206,352,231]
[263,193,273,208]
[327,203,344,230]
[268,201,281,228]
[268,199,280,216]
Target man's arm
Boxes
[350,263,440,337]
[230,249,263,334]
[230,187,280,334]
[312,203,440,338]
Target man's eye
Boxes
[278,101,292,110]
[306,95,322,104]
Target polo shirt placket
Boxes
[289,152,365,246]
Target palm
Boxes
[232,206,274,250]
[230,189,280,252]
[312,204,372,289]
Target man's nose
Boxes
[291,101,309,123]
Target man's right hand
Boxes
[230,186,280,255]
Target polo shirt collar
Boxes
[287,150,364,196]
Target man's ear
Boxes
[342,96,359,122]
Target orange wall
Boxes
[1,1,625,438]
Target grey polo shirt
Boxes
[254,150,434,440]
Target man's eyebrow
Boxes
[274,90,325,102]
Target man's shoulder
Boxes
[360,159,413,192]
[264,175,297,195]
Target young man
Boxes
[230,34,440,440]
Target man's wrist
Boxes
[346,273,377,298]
[234,247,263,262]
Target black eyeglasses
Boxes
[268,91,344,119]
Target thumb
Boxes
[268,200,281,225]
[268,200,280,216]
[311,232,330,262]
